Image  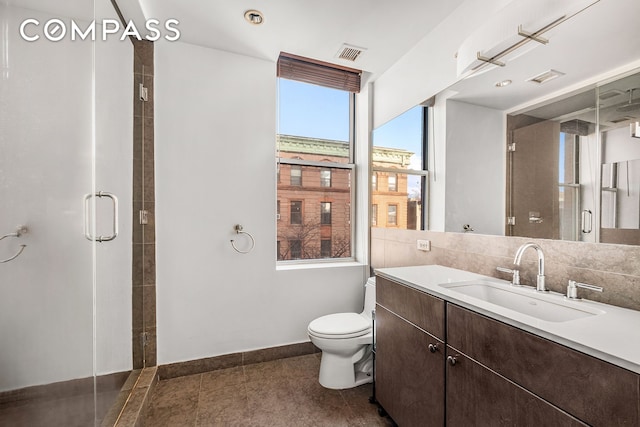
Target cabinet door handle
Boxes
[428,343,438,353]
[447,356,458,366]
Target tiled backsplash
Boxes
[372,228,640,312]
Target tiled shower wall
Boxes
[372,228,640,312]
[132,40,157,368]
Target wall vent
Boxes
[526,69,565,84]
[336,44,366,62]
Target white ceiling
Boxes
[446,0,640,115]
[135,0,465,80]
[7,0,640,120]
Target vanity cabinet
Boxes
[445,345,585,426]
[447,304,640,426]
[375,276,640,426]
[375,277,445,426]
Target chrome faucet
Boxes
[514,242,546,292]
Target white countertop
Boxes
[375,265,640,375]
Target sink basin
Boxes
[440,280,605,322]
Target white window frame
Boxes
[372,106,429,231]
[277,87,356,265]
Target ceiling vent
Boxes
[526,69,565,84]
[599,89,624,100]
[609,116,635,124]
[336,44,366,62]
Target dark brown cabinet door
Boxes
[448,304,640,426]
[446,346,586,427]
[376,305,444,427]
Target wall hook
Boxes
[230,224,255,254]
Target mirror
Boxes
[506,70,640,245]
[598,73,640,245]
[427,0,640,245]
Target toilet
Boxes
[308,277,376,389]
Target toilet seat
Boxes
[308,313,371,339]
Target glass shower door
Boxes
[0,1,132,425]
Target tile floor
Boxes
[145,353,396,426]
[0,390,119,427]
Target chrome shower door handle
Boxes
[581,209,592,234]
[84,192,119,242]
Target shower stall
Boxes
[1,0,134,424]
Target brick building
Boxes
[277,135,417,260]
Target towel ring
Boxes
[230,224,255,254]
[1,225,28,264]
[1,245,26,264]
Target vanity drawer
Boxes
[376,276,445,340]
[447,304,640,426]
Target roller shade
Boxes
[277,52,361,93]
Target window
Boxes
[320,169,331,187]
[558,132,580,240]
[321,202,332,225]
[290,166,302,186]
[372,204,378,226]
[277,200,281,220]
[276,52,360,262]
[290,201,302,224]
[372,106,428,230]
[289,240,302,259]
[388,174,397,192]
[388,205,397,226]
[321,239,331,258]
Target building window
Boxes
[372,106,428,231]
[372,204,378,226]
[290,200,302,224]
[321,239,331,258]
[276,52,359,262]
[372,173,378,191]
[290,165,302,186]
[321,202,332,225]
[388,174,397,192]
[289,240,302,259]
[388,205,397,226]
[277,200,281,220]
[277,241,282,260]
[320,169,331,187]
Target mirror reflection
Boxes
[507,87,600,243]
[374,0,640,245]
[504,70,640,246]
[599,73,640,245]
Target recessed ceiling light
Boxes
[244,10,264,25]
[495,79,512,88]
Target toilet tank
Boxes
[362,277,376,319]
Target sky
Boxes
[278,79,349,141]
[278,78,423,162]
[278,79,425,199]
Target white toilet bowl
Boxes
[308,277,376,389]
